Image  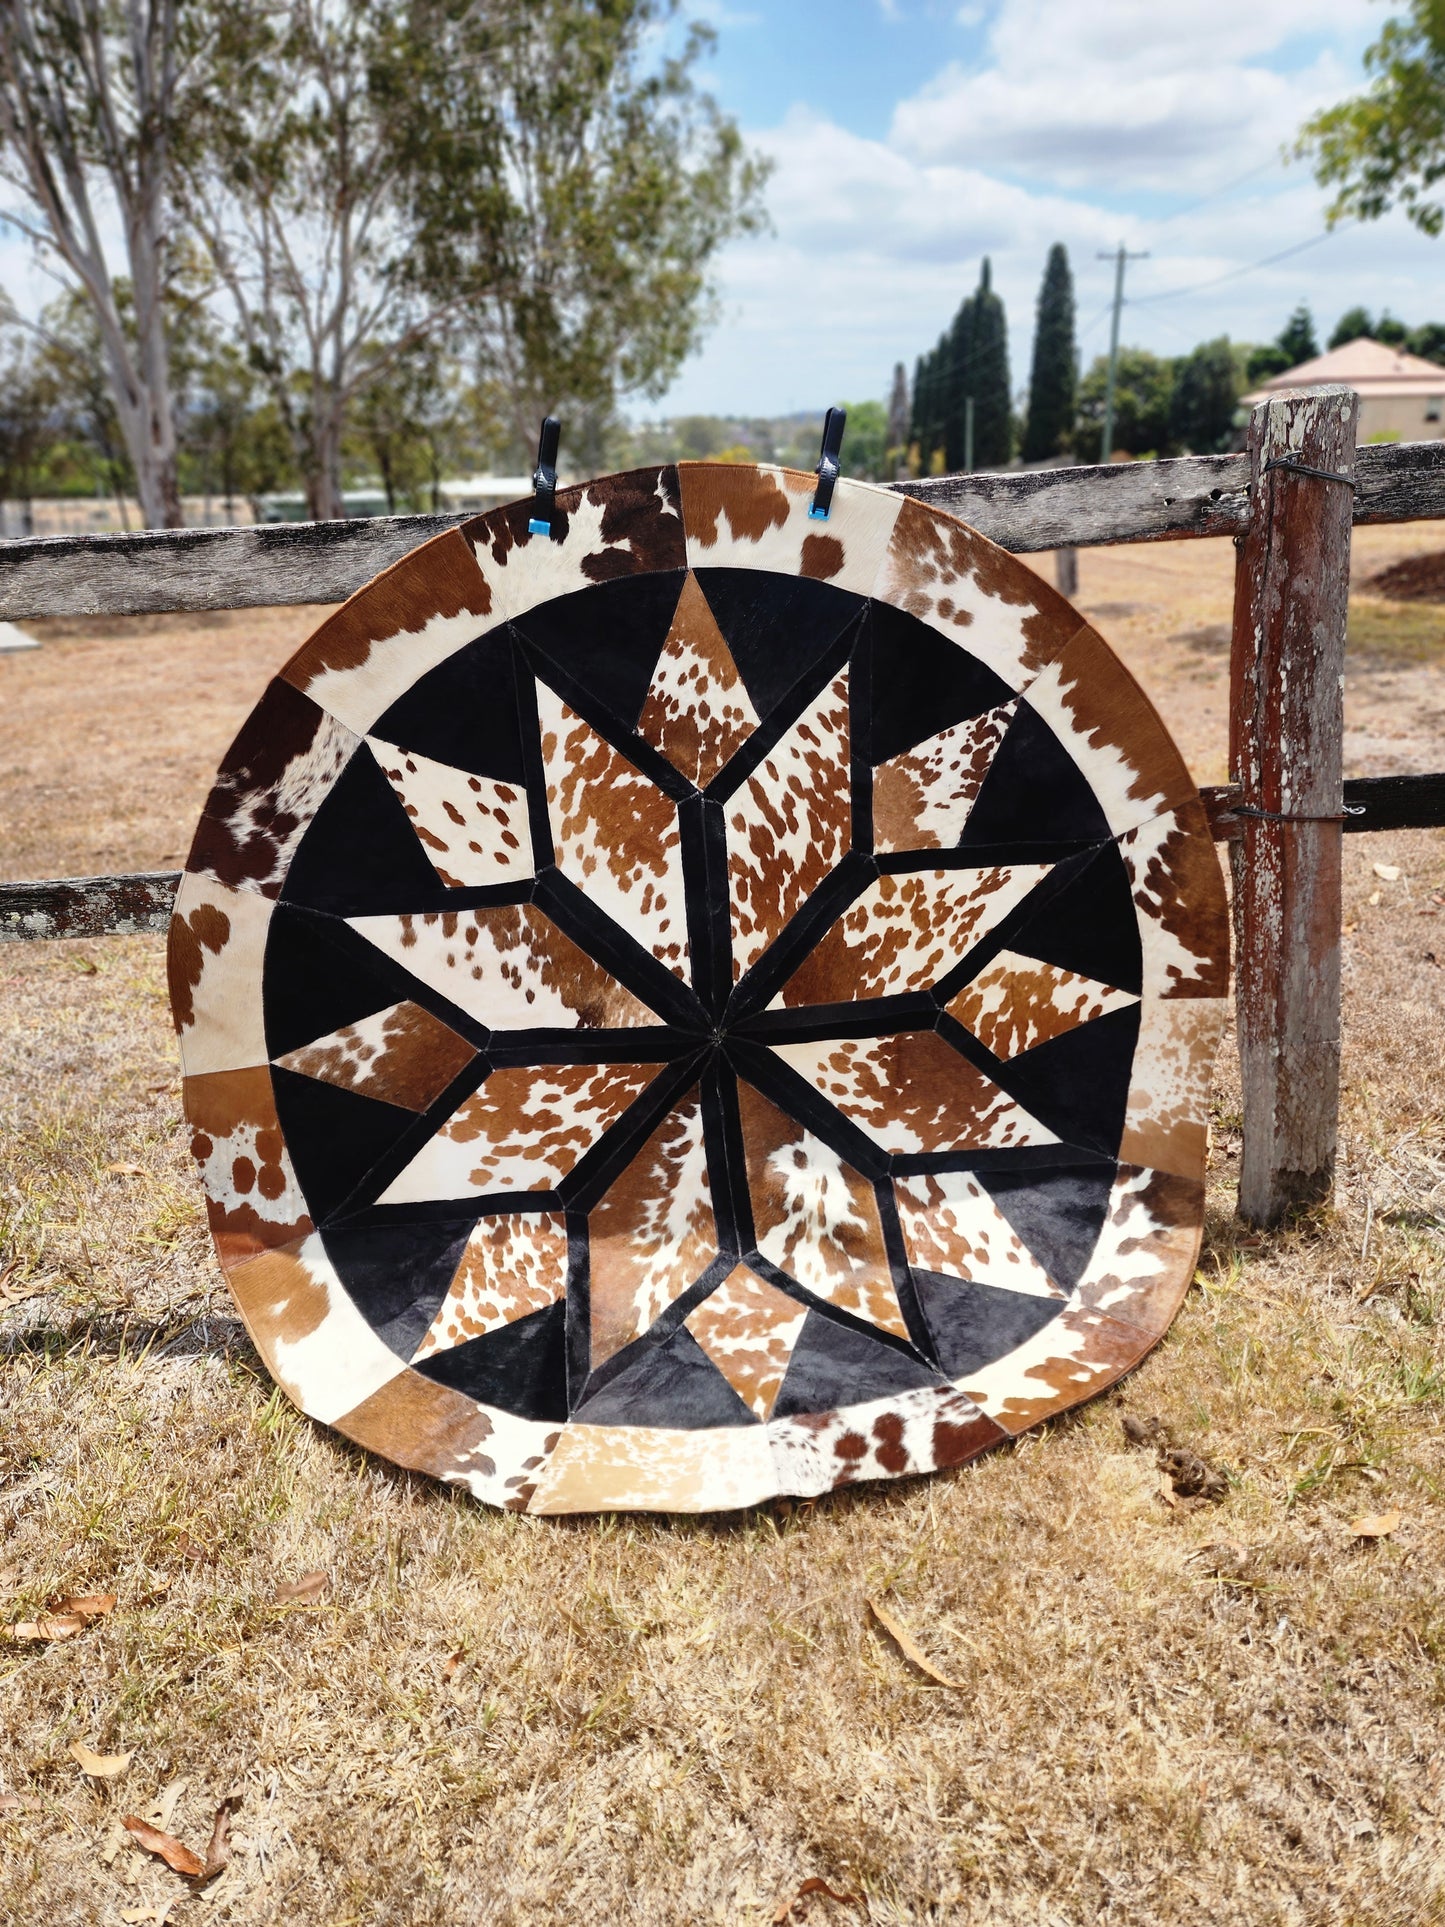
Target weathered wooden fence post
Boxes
[1229,384,1359,1227]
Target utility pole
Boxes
[1097,243,1149,463]
[963,395,975,475]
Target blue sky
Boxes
[658,0,1443,418]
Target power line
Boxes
[1129,231,1332,307]
[1153,156,1284,226]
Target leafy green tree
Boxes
[179,0,767,517]
[1299,1,1445,235]
[840,399,888,481]
[1375,312,1409,344]
[1276,305,1319,365]
[1075,347,1176,460]
[1409,319,1445,361]
[1169,336,1240,454]
[1245,342,1292,384]
[1329,304,1376,347]
[1023,243,1076,462]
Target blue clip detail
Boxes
[530,416,561,537]
[810,405,846,521]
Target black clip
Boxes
[810,405,847,521]
[529,416,561,536]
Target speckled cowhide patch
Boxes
[171,464,1227,1514]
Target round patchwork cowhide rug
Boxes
[169,464,1229,1514]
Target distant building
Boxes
[1244,337,1445,443]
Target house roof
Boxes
[1244,336,1445,404]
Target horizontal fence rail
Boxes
[5,777,1443,945]
[2,438,1445,622]
[1,429,1442,958]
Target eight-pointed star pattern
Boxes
[170,463,1229,1515]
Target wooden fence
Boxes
[2,386,1442,1226]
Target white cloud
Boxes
[893,0,1376,192]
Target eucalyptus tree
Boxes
[0,0,199,525]
[177,0,767,517]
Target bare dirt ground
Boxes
[1,528,1443,1926]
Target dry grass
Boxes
[1,532,1444,1925]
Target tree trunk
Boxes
[305,398,347,520]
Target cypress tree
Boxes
[969,258,1011,469]
[944,295,975,471]
[1022,243,1076,462]
[886,361,909,463]
[1276,304,1319,365]
[908,353,927,450]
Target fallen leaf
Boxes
[99,1816,129,1864]
[1351,1509,1402,1538]
[1373,863,1402,882]
[772,1875,865,1922]
[144,1778,189,1835]
[1368,889,1382,907]
[273,1570,328,1604]
[120,1906,175,1926]
[104,1161,146,1178]
[0,1792,23,1815]
[53,1592,117,1620]
[866,1598,965,1689]
[122,1816,206,1878]
[442,1651,465,1681]
[201,1795,240,1879]
[1189,1539,1251,1579]
[2,1613,88,1642]
[69,1740,132,1779]
[0,1265,40,1308]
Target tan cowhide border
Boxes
[172,467,1229,1514]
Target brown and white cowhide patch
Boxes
[367,739,534,888]
[183,1065,313,1270]
[636,571,760,786]
[380,1060,664,1202]
[684,1265,809,1420]
[189,678,359,898]
[587,1090,716,1367]
[169,873,273,1077]
[892,1170,1064,1297]
[773,864,1050,1009]
[412,1212,570,1360]
[274,1000,478,1111]
[281,528,497,734]
[536,684,689,984]
[726,671,851,979]
[349,904,658,1030]
[873,496,1082,692]
[463,468,687,628]
[737,1079,907,1338]
[945,950,1138,1059]
[678,462,903,594]
[771,1031,1059,1156]
[871,698,1017,853]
